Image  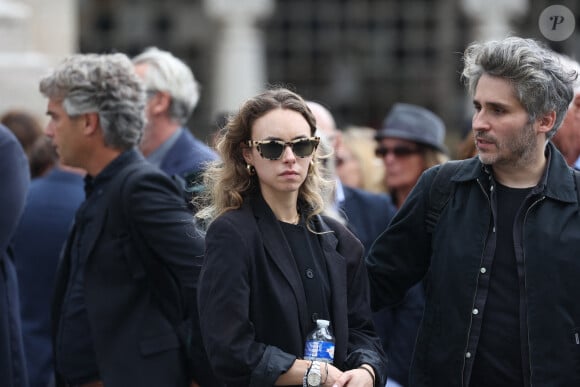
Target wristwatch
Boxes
[306,361,321,387]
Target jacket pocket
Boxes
[139,331,181,357]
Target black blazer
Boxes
[52,151,205,387]
[198,194,386,387]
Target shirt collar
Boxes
[335,178,345,204]
[146,127,182,168]
[84,148,141,197]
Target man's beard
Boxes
[475,122,537,168]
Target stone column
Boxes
[0,0,76,120]
[432,0,462,150]
[22,0,78,61]
[203,0,274,117]
[461,0,529,41]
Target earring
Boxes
[246,164,256,176]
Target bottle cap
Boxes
[316,319,330,327]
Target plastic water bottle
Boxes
[304,319,335,363]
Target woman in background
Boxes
[374,103,449,208]
[336,126,386,194]
[372,103,448,387]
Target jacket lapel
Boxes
[251,196,310,334]
[315,217,347,336]
[83,160,141,263]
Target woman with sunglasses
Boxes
[195,88,386,387]
[374,103,448,209]
[371,103,448,387]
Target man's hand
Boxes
[331,366,375,387]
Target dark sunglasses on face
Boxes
[375,145,421,158]
[247,137,320,160]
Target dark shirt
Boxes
[470,183,532,387]
[55,150,134,384]
[279,219,331,333]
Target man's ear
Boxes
[150,91,171,115]
[572,93,580,118]
[537,110,556,135]
[83,112,100,135]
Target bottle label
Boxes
[304,340,335,362]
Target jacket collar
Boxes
[450,142,576,204]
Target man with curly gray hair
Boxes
[366,36,579,387]
[40,53,207,387]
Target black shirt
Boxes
[470,182,532,387]
[279,219,331,333]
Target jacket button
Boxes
[472,308,479,315]
[466,352,472,358]
[306,268,314,279]
[480,267,487,274]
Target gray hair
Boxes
[39,53,145,150]
[132,47,200,125]
[462,36,577,139]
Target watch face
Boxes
[307,371,321,386]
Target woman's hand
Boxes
[330,365,375,387]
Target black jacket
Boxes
[367,142,580,387]
[52,150,205,387]
[198,193,386,386]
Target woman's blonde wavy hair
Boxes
[194,87,334,231]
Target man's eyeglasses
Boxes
[145,89,159,98]
[375,146,421,158]
[247,137,320,160]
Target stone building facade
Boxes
[2,0,579,154]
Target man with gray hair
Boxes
[132,47,218,192]
[366,36,579,386]
[40,53,206,387]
